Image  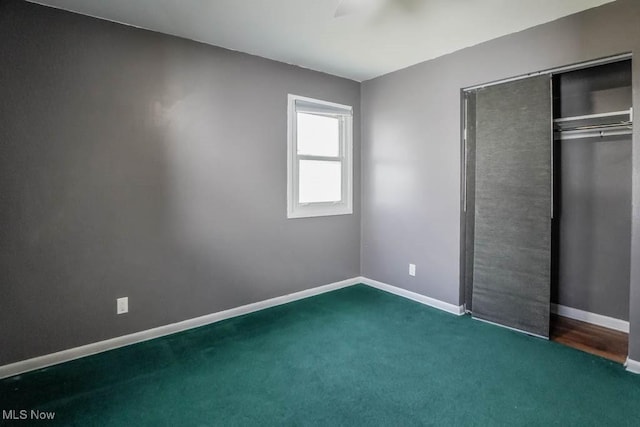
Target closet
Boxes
[462,57,632,362]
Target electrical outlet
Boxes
[409,263,416,277]
[117,297,128,314]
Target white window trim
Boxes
[287,94,353,219]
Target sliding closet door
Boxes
[472,75,552,338]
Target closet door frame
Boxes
[459,53,633,333]
[460,90,476,314]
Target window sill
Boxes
[287,207,353,219]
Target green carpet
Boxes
[2,284,640,426]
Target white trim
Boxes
[0,277,360,380]
[625,358,640,374]
[289,94,354,115]
[358,276,465,316]
[0,277,465,379]
[551,303,629,333]
[14,276,631,380]
[287,94,354,219]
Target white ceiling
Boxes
[30,0,615,81]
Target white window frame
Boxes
[287,94,353,219]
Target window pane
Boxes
[297,113,340,157]
[299,160,342,203]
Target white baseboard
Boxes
[3,276,559,380]
[551,303,629,333]
[359,276,465,316]
[0,277,360,380]
[625,358,640,374]
[4,276,632,379]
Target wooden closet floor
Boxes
[550,314,628,364]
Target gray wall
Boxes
[556,135,631,320]
[0,0,360,365]
[361,0,640,358]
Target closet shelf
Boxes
[554,108,633,140]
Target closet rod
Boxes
[555,127,633,140]
[556,122,633,132]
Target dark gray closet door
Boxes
[472,75,552,338]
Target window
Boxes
[287,94,353,218]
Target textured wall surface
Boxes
[0,0,360,365]
[472,76,552,338]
